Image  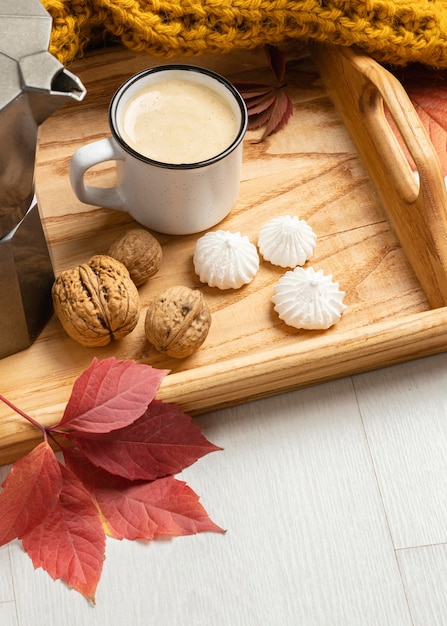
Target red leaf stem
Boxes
[0,394,46,435]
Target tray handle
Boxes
[312,43,447,308]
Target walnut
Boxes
[52,254,140,347]
[144,286,211,358]
[107,228,162,286]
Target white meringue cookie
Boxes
[258,215,316,267]
[272,266,346,330]
[193,230,259,290]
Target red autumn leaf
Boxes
[64,449,224,540]
[58,357,168,434]
[247,103,277,131]
[258,89,294,142]
[21,463,105,603]
[0,358,223,602]
[265,44,286,84]
[234,83,293,135]
[233,82,277,129]
[68,399,222,481]
[235,81,272,98]
[0,442,62,545]
[385,66,447,175]
[99,476,224,540]
[233,45,293,141]
[246,93,277,117]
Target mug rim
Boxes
[109,64,248,170]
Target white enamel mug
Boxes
[69,65,248,235]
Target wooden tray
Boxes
[2,42,447,465]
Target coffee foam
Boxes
[119,78,240,164]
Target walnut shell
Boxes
[108,228,162,286]
[144,286,211,358]
[52,254,140,347]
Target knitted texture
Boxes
[42,0,447,68]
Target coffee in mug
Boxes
[120,78,240,164]
[69,65,247,235]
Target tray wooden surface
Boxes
[2,42,447,466]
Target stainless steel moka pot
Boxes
[0,0,86,358]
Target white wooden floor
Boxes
[3,351,447,625]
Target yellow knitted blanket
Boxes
[42,0,447,68]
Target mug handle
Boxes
[69,138,126,211]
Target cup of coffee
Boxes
[69,65,248,235]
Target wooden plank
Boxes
[0,467,15,606]
[1,43,447,464]
[397,544,447,626]
[0,604,18,626]
[353,352,447,549]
